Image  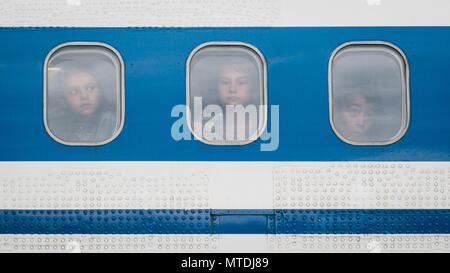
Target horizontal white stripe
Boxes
[1,234,448,253]
[1,0,450,27]
[0,161,449,210]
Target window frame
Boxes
[186,41,268,146]
[43,42,125,146]
[328,41,410,146]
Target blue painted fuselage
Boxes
[0,27,449,161]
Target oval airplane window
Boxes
[329,42,410,145]
[44,42,125,146]
[187,42,267,145]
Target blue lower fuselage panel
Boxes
[0,209,448,234]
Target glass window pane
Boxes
[45,43,124,145]
[187,43,267,145]
[330,43,409,145]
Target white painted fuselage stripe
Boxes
[1,0,450,27]
[1,234,449,253]
[0,161,449,210]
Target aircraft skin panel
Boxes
[0,28,449,161]
[1,11,450,253]
[0,161,449,252]
[1,234,449,253]
[0,161,449,210]
[1,0,450,27]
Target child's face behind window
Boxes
[64,71,100,116]
[341,94,374,136]
[217,66,251,106]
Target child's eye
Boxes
[219,78,230,85]
[86,85,96,91]
[69,89,79,95]
[349,106,362,116]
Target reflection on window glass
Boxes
[330,43,409,144]
[45,44,123,145]
[188,43,266,144]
